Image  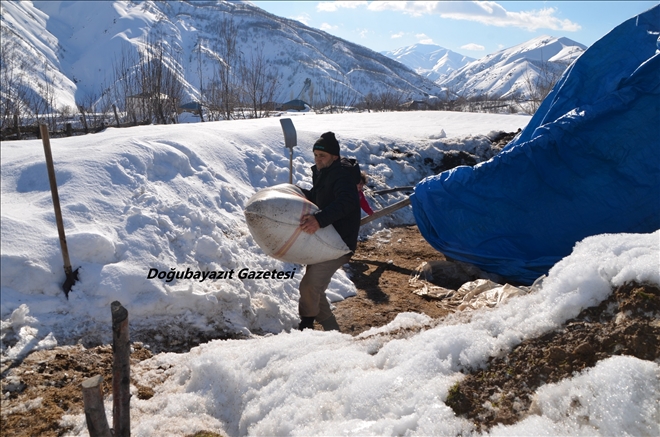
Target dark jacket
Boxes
[301,158,361,251]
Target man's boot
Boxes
[298,316,315,331]
[318,314,340,332]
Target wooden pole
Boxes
[41,124,77,298]
[113,104,121,127]
[360,197,411,227]
[111,301,131,437]
[82,375,112,437]
[14,113,20,140]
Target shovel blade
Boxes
[280,118,297,149]
[63,267,79,299]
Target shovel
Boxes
[280,118,297,184]
[277,120,413,227]
[360,197,411,226]
[40,124,79,298]
[360,183,418,226]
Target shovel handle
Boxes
[360,197,411,226]
[372,186,415,195]
[41,124,73,275]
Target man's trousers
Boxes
[298,252,353,323]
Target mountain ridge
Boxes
[1,1,586,120]
[436,35,586,101]
[1,0,443,112]
[381,43,475,82]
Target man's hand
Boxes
[300,214,320,234]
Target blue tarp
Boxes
[411,5,660,285]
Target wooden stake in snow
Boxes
[112,301,131,437]
[82,375,112,437]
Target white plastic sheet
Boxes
[409,260,536,310]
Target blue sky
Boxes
[251,1,658,55]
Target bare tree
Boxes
[376,88,407,111]
[23,63,53,132]
[159,39,184,124]
[306,79,315,108]
[112,43,142,124]
[128,29,185,125]
[195,37,206,122]
[522,59,566,114]
[76,98,91,133]
[0,31,30,137]
[239,46,279,118]
[207,15,240,120]
[139,35,166,124]
[358,92,376,113]
[76,89,112,133]
[42,62,60,131]
[316,71,362,113]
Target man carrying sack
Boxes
[298,132,361,331]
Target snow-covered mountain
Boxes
[0,1,588,118]
[0,0,444,112]
[437,36,586,101]
[382,43,474,82]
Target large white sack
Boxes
[244,184,351,264]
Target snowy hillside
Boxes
[0,0,443,113]
[382,43,475,82]
[438,35,586,101]
[0,1,78,109]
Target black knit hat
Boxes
[312,132,340,156]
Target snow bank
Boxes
[1,111,529,354]
[60,230,659,437]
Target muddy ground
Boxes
[1,225,658,437]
